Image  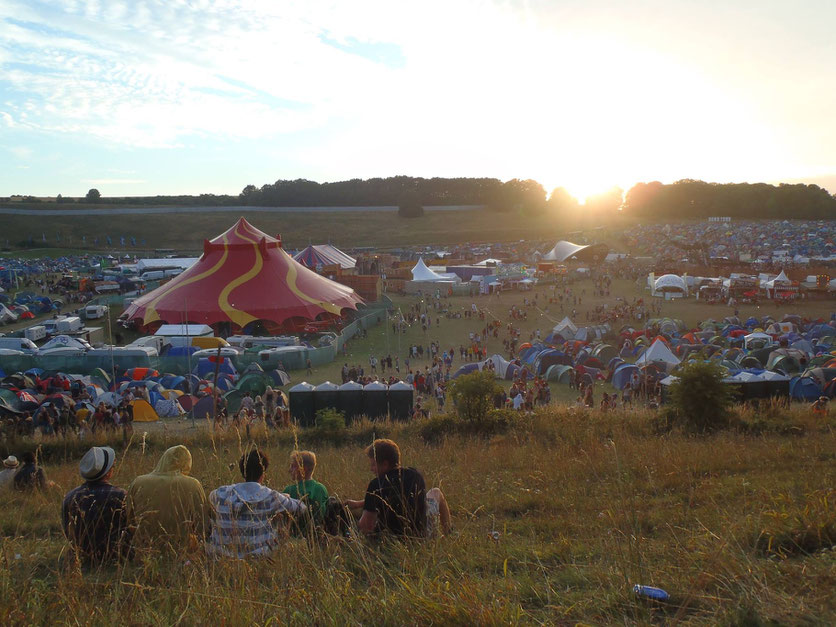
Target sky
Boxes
[1,0,835,201]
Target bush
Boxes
[448,371,502,422]
[668,361,736,433]
[416,409,524,444]
[311,408,346,443]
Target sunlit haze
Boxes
[1,0,835,199]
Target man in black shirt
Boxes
[345,439,450,538]
[62,446,127,564]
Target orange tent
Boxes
[122,218,363,332]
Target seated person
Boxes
[207,448,307,559]
[14,451,51,492]
[283,451,328,533]
[126,445,209,555]
[62,446,127,564]
[0,456,19,492]
[345,439,450,538]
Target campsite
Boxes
[0,214,834,623]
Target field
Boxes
[0,207,627,252]
[0,407,833,624]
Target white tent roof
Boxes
[480,353,511,378]
[635,339,681,367]
[136,258,198,272]
[654,274,687,293]
[474,258,503,266]
[411,257,447,282]
[552,317,578,336]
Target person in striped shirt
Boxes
[207,448,306,559]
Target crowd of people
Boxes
[2,438,451,566]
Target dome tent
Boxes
[122,218,363,332]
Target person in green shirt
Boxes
[283,451,329,534]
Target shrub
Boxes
[417,413,458,444]
[311,408,346,443]
[668,361,736,432]
[448,371,502,422]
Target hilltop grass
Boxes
[0,406,833,624]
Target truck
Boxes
[84,304,109,320]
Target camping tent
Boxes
[121,218,363,332]
[552,317,578,337]
[635,339,681,371]
[130,399,159,422]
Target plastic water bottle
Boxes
[633,585,670,601]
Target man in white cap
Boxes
[0,456,19,491]
[62,446,128,564]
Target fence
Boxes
[0,297,393,378]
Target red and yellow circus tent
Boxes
[122,218,363,333]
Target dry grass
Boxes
[0,407,833,624]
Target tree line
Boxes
[5,177,834,220]
[623,180,836,220]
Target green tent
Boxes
[545,364,575,384]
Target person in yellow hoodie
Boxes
[126,445,209,556]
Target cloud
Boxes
[9,146,33,159]
[0,0,401,147]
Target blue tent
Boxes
[612,363,639,390]
[789,376,821,401]
[166,346,200,357]
[193,357,237,379]
[452,363,480,379]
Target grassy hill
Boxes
[0,407,833,624]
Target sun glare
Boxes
[546,177,616,206]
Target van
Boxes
[0,337,39,353]
[140,271,165,281]
[84,304,109,320]
[163,268,183,278]
[127,336,165,353]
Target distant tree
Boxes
[398,190,424,218]
[547,187,580,214]
[85,188,101,203]
[668,361,736,433]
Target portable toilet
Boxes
[338,380,364,425]
[362,381,388,420]
[314,381,340,418]
[289,382,315,427]
[388,380,414,421]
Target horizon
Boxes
[1,1,835,199]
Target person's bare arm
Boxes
[357,510,378,535]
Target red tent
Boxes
[122,218,363,332]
